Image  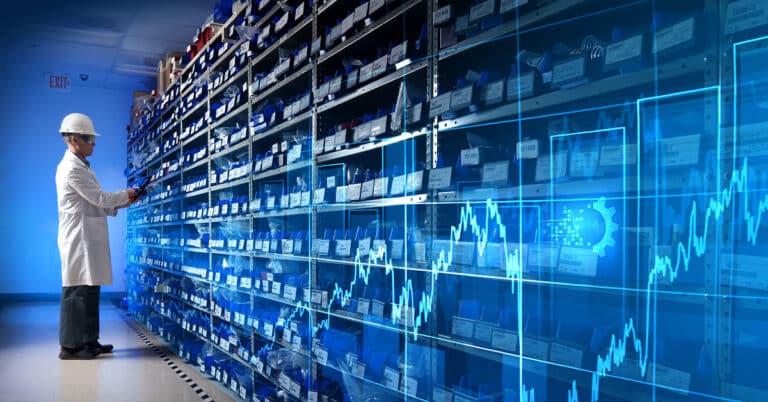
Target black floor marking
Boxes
[121,314,216,402]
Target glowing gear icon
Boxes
[589,197,618,257]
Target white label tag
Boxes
[660,134,701,167]
[383,367,400,389]
[501,0,528,13]
[263,322,274,337]
[276,58,290,76]
[452,316,475,338]
[315,82,330,99]
[508,71,535,99]
[354,2,369,22]
[341,13,355,35]
[289,379,302,397]
[369,0,385,13]
[346,183,362,201]
[491,329,519,352]
[558,246,599,276]
[284,285,298,300]
[553,57,586,85]
[315,239,330,256]
[450,86,473,110]
[406,171,424,193]
[390,239,404,260]
[516,139,539,159]
[360,180,374,200]
[726,0,768,34]
[290,192,301,208]
[434,5,452,25]
[276,12,290,32]
[429,92,452,117]
[357,237,371,257]
[271,281,282,295]
[333,130,347,148]
[371,55,388,79]
[390,175,406,195]
[330,76,342,94]
[350,361,366,378]
[227,274,238,287]
[655,18,695,54]
[371,299,385,317]
[373,177,389,197]
[314,188,326,203]
[461,147,481,166]
[359,64,373,83]
[301,191,310,206]
[469,0,495,22]
[404,376,418,395]
[524,337,550,360]
[335,185,347,203]
[335,239,352,257]
[600,143,637,166]
[357,298,371,315]
[652,364,691,393]
[429,167,452,189]
[279,372,291,390]
[311,289,324,305]
[478,242,507,268]
[482,79,504,105]
[474,322,496,343]
[550,342,584,368]
[345,68,359,89]
[369,115,388,137]
[389,41,407,65]
[482,161,509,185]
[605,35,643,66]
[295,46,308,65]
[263,154,274,170]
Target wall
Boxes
[0,55,147,295]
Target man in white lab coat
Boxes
[55,113,142,360]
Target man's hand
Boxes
[118,188,142,209]
[127,187,139,200]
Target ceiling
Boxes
[0,0,219,89]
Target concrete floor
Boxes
[0,300,235,402]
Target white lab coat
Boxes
[56,151,130,287]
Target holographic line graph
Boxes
[252,84,754,401]
[272,197,526,338]
[565,155,762,402]
[258,152,763,401]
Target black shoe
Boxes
[59,347,98,360]
[85,341,114,354]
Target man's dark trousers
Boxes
[60,285,100,348]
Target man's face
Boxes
[75,134,96,157]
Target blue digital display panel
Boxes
[126,1,768,401]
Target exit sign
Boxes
[48,74,70,91]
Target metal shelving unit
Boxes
[125,1,742,401]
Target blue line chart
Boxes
[254,154,766,402]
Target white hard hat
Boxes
[59,113,100,136]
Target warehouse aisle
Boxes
[0,300,233,402]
